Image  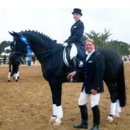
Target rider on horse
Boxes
[64,8,86,72]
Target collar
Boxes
[86,49,95,56]
[74,19,80,24]
[86,49,95,61]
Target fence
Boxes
[0,58,9,65]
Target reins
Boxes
[35,46,64,60]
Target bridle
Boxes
[11,35,31,66]
[12,40,27,56]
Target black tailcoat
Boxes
[78,51,105,94]
[65,20,86,61]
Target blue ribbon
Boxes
[20,35,31,66]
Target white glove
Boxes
[62,43,68,47]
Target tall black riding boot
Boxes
[91,105,100,130]
[71,57,77,72]
[70,57,77,82]
[73,105,88,129]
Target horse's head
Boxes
[9,31,31,66]
[9,31,29,56]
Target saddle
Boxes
[63,46,84,82]
[63,46,83,68]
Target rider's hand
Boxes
[67,43,72,48]
[63,43,68,47]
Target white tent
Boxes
[1,52,10,56]
[1,52,6,56]
[0,46,11,56]
[4,46,11,51]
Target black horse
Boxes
[8,36,27,82]
[9,30,126,125]
[8,52,19,81]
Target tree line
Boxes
[83,29,130,56]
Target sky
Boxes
[0,0,130,44]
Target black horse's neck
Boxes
[21,31,63,63]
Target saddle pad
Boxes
[63,48,83,67]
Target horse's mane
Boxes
[20,30,57,44]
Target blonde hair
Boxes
[85,39,95,45]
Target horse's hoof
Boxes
[49,117,57,123]
[115,112,120,118]
[107,116,113,123]
[8,80,11,82]
[53,119,61,126]
[15,80,18,82]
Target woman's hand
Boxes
[67,71,76,79]
[90,89,97,95]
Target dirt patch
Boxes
[0,63,130,130]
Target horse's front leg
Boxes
[49,104,57,123]
[49,80,63,126]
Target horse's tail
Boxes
[117,61,126,107]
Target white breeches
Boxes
[78,88,100,108]
[70,43,78,60]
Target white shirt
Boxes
[86,49,95,61]
[74,49,95,75]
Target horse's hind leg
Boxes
[14,65,19,82]
[8,72,11,82]
[115,99,121,117]
[106,82,120,122]
[17,71,20,79]
[17,65,20,79]
[107,100,121,122]
[8,64,11,82]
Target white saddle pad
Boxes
[63,48,83,67]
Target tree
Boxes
[83,29,130,55]
[0,41,10,54]
[105,40,130,55]
[84,29,111,49]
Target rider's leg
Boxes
[70,44,78,72]
[69,44,78,81]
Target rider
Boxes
[64,8,86,73]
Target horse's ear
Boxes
[8,31,14,36]
[8,31,20,37]
[12,31,21,37]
